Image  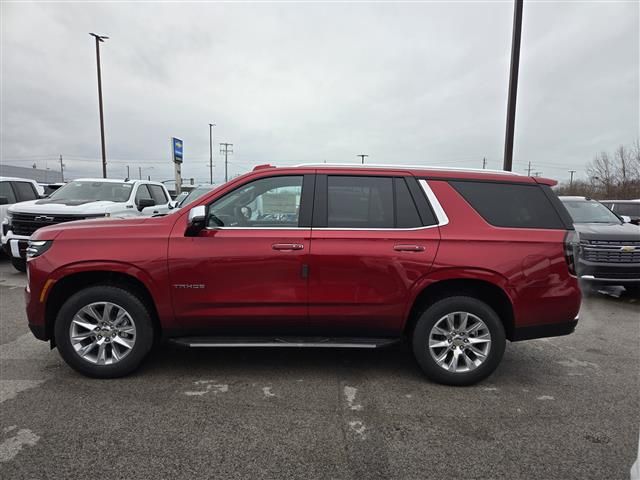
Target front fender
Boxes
[46,260,173,326]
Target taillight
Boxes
[564,230,579,276]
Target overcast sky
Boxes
[1,1,638,185]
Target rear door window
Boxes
[615,203,640,217]
[0,181,17,204]
[327,176,394,228]
[12,182,38,202]
[450,181,565,229]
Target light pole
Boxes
[209,123,216,184]
[90,33,109,178]
[502,0,523,172]
[139,166,154,180]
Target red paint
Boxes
[26,166,580,341]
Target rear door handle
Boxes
[272,243,304,251]
[394,244,426,252]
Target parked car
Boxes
[560,196,640,293]
[25,164,581,384]
[0,177,43,255]
[2,178,173,271]
[39,182,66,197]
[600,199,640,225]
[176,184,214,208]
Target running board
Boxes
[169,336,399,349]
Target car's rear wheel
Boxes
[55,286,154,378]
[11,257,26,272]
[412,296,506,386]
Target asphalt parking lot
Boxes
[0,258,638,480]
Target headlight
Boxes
[26,240,53,259]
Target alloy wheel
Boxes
[69,301,137,365]
[428,311,492,373]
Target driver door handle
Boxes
[394,244,426,252]
[272,243,304,251]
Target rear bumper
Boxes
[511,315,579,342]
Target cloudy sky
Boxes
[1,1,638,185]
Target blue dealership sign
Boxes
[172,137,183,163]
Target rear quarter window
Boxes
[450,181,565,229]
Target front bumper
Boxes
[577,258,640,285]
[2,231,30,259]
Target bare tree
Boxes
[555,140,640,199]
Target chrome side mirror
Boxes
[186,205,207,236]
[620,215,632,224]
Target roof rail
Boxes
[293,163,522,176]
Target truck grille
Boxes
[581,240,640,264]
[11,213,87,237]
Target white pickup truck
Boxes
[1,178,174,271]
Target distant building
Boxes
[0,164,63,183]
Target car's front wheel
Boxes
[412,296,506,386]
[55,286,154,378]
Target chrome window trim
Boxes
[205,226,310,231]
[419,179,449,227]
[199,177,448,232]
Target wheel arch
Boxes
[45,269,162,346]
[403,274,515,341]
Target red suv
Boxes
[25,165,581,385]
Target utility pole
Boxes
[357,154,368,164]
[138,166,142,180]
[482,157,487,169]
[526,161,532,176]
[220,143,233,183]
[569,170,576,193]
[533,171,543,177]
[59,154,65,182]
[89,33,109,178]
[209,123,216,184]
[126,165,130,179]
[502,0,523,172]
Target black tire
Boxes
[412,296,506,386]
[11,257,26,272]
[54,285,154,378]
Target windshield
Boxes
[562,200,622,224]
[48,181,133,203]
[179,186,212,207]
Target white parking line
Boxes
[0,428,40,462]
